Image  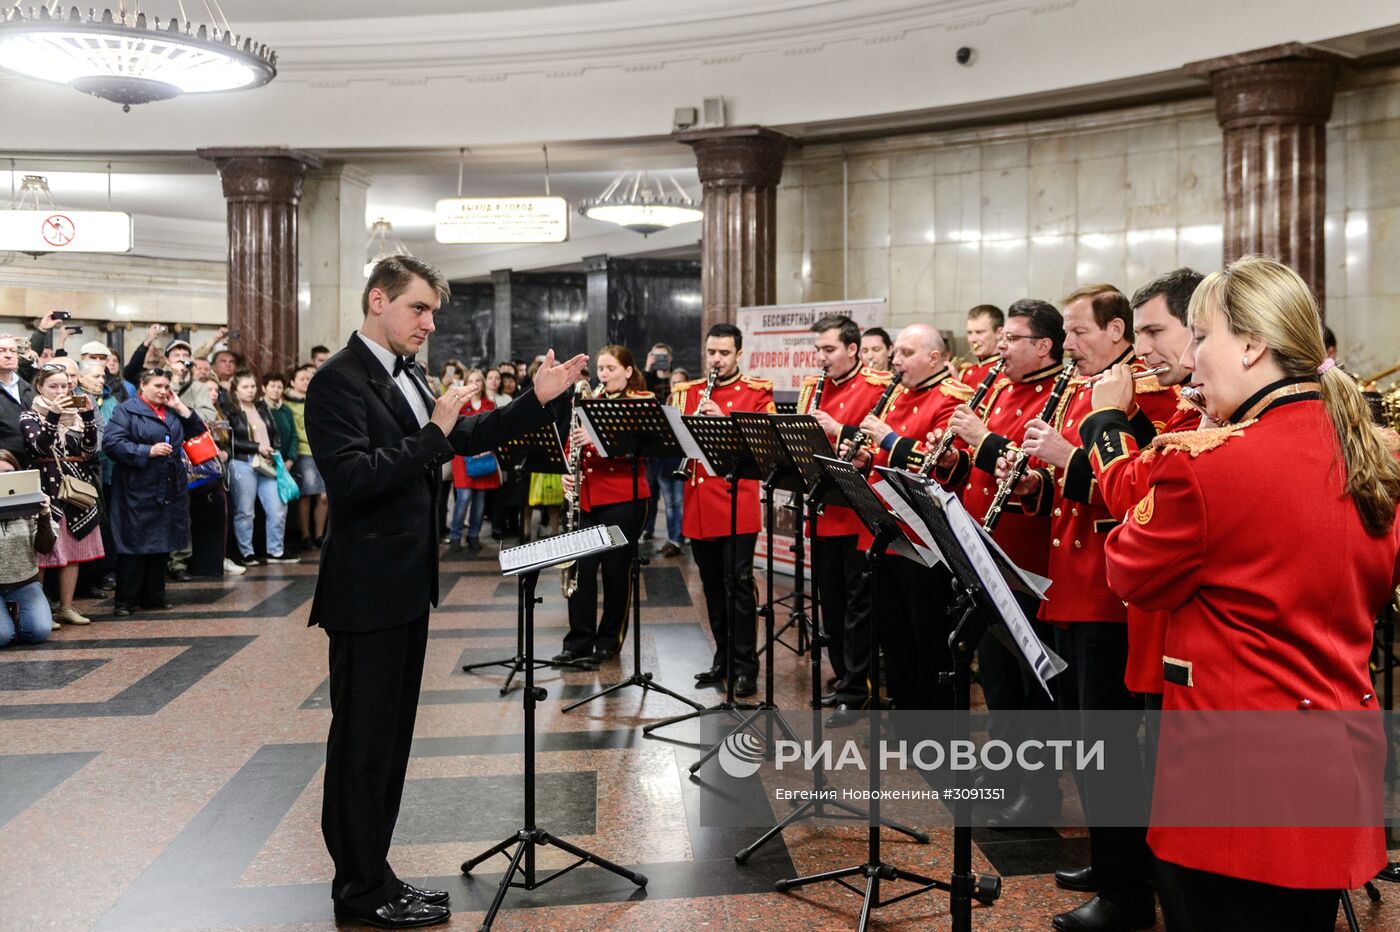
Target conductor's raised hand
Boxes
[431,384,473,436]
[532,350,590,404]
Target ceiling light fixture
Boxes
[578,171,702,237]
[0,2,277,112]
[364,218,409,278]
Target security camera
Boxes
[956,46,974,66]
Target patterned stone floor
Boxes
[1,534,1396,931]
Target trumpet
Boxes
[918,359,1005,476]
[840,378,900,462]
[1081,363,1169,386]
[560,379,598,599]
[983,362,1077,533]
[674,365,721,480]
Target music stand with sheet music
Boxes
[643,411,769,745]
[561,397,705,716]
[461,525,647,929]
[735,419,928,866]
[461,422,590,694]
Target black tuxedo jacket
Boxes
[306,334,553,633]
[0,377,36,466]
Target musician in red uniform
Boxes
[928,298,1066,828]
[959,303,1004,385]
[556,345,653,667]
[850,323,966,716]
[799,314,892,715]
[673,323,775,698]
[1014,285,1179,932]
[1076,269,1204,825]
[1106,257,1400,931]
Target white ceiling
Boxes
[226,0,608,19]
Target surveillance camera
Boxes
[956,46,974,66]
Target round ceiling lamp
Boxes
[578,171,702,237]
[0,4,277,112]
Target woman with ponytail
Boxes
[1104,255,1400,930]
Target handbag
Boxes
[182,431,219,465]
[250,453,278,479]
[465,452,499,479]
[274,455,301,504]
[57,473,99,510]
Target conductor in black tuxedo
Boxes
[306,256,587,928]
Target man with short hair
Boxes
[859,326,893,372]
[961,304,1005,384]
[310,345,331,368]
[307,255,586,929]
[0,335,35,465]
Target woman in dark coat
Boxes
[101,368,205,615]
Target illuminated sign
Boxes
[435,197,569,244]
[0,210,133,253]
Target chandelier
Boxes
[364,218,410,278]
[0,3,277,111]
[578,171,702,237]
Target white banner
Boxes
[435,196,570,244]
[0,210,131,253]
[736,298,888,399]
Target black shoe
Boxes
[112,605,133,617]
[398,881,449,907]
[1055,866,1099,892]
[985,792,1060,830]
[99,573,116,591]
[818,691,841,707]
[825,675,839,690]
[826,703,861,727]
[266,553,300,564]
[466,538,483,553]
[1051,895,1154,931]
[733,675,757,698]
[592,649,617,663]
[694,665,723,685]
[551,650,597,669]
[333,893,450,928]
[168,567,193,582]
[142,602,174,611]
[449,539,463,552]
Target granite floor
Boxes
[1,532,1397,931]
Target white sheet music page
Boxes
[870,475,944,569]
[576,407,609,458]
[499,526,617,575]
[663,407,717,474]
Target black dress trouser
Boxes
[881,558,954,712]
[977,592,1061,803]
[1155,859,1339,932]
[690,533,758,678]
[563,499,645,656]
[810,534,873,703]
[115,553,167,609]
[322,614,430,909]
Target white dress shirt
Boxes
[355,333,431,428]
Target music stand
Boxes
[644,412,766,742]
[462,423,590,695]
[462,525,647,929]
[562,397,705,715]
[735,418,928,865]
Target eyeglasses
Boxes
[38,362,67,373]
[998,334,1046,345]
[142,368,173,380]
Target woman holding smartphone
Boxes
[21,362,104,626]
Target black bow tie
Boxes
[393,356,418,378]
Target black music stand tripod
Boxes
[563,397,705,716]
[735,417,927,865]
[461,424,591,695]
[462,527,647,929]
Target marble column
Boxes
[584,254,610,355]
[298,162,372,359]
[1186,43,1347,311]
[197,147,321,375]
[677,126,788,335]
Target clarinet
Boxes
[673,365,721,480]
[918,359,1006,477]
[841,377,900,462]
[982,362,1077,533]
[560,379,598,599]
[807,367,827,415]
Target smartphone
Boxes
[51,310,71,321]
[68,326,83,336]
[653,351,671,370]
[156,325,168,333]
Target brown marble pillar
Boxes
[197,147,322,375]
[678,126,788,335]
[1186,43,1347,311]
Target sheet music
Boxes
[499,525,626,575]
[663,407,718,475]
[576,407,608,458]
[870,476,944,569]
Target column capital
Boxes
[1185,43,1350,127]
[583,254,610,273]
[197,147,323,202]
[676,125,789,188]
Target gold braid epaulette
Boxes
[1147,420,1254,458]
[939,378,974,402]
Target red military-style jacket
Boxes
[856,370,968,551]
[1079,396,1200,693]
[959,353,1002,389]
[1027,347,1179,623]
[671,372,776,540]
[936,361,1064,578]
[576,389,654,511]
[1105,384,1399,890]
[798,364,893,538]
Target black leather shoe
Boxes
[334,893,449,928]
[168,568,193,582]
[398,881,449,906]
[818,691,840,707]
[985,793,1060,829]
[142,602,175,611]
[112,605,133,617]
[551,651,597,669]
[592,649,616,663]
[694,665,723,685]
[826,703,861,728]
[733,675,757,697]
[1055,865,1099,892]
[1051,895,1154,931]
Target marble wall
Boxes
[603,257,704,376]
[505,271,589,365]
[428,282,496,374]
[776,64,1400,370]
